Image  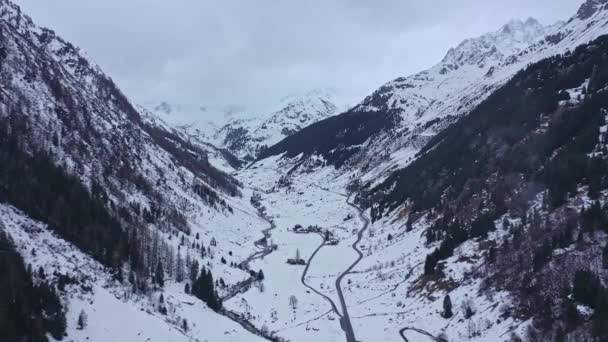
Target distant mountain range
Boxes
[143,89,342,164]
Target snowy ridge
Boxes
[0,0,242,222]
[0,1,279,340]
[139,105,243,173]
[286,1,608,185]
[143,89,340,164]
[214,90,340,162]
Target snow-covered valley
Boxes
[4,0,608,342]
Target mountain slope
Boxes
[214,90,340,162]
[0,0,239,231]
[367,33,608,340]
[143,90,340,167]
[0,1,276,341]
[258,3,608,184]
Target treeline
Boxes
[424,213,496,275]
[143,123,241,197]
[483,202,608,341]
[0,117,131,269]
[257,109,398,168]
[372,34,608,220]
[376,34,608,277]
[367,35,608,340]
[0,231,66,342]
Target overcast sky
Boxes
[17,0,582,118]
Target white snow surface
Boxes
[0,203,267,342]
[3,1,608,342]
[144,89,342,162]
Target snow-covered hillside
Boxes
[145,89,341,164]
[4,0,608,342]
[259,3,608,186]
[353,6,608,181]
[0,1,290,340]
[0,203,268,342]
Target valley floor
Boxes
[1,152,531,342]
[223,156,530,342]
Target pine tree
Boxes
[155,261,164,287]
[603,242,608,268]
[442,294,453,318]
[201,243,206,258]
[77,310,88,330]
[424,252,438,276]
[176,250,184,282]
[289,295,298,311]
[190,259,199,283]
[191,267,222,311]
[115,266,124,283]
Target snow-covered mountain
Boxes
[259,5,608,184]
[213,89,340,162]
[0,1,275,341]
[4,1,608,342]
[142,89,340,166]
[0,0,244,214]
[243,1,608,340]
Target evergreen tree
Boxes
[191,267,222,311]
[77,310,88,330]
[289,295,298,311]
[190,259,199,283]
[0,230,68,341]
[424,252,438,276]
[155,261,164,287]
[603,242,608,268]
[442,294,453,318]
[176,250,184,282]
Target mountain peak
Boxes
[576,0,608,20]
[440,17,549,69]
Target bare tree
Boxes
[289,295,298,311]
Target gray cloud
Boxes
[17,0,582,117]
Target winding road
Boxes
[300,236,343,317]
[334,196,370,342]
[296,193,369,342]
[398,327,448,342]
[250,166,371,341]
